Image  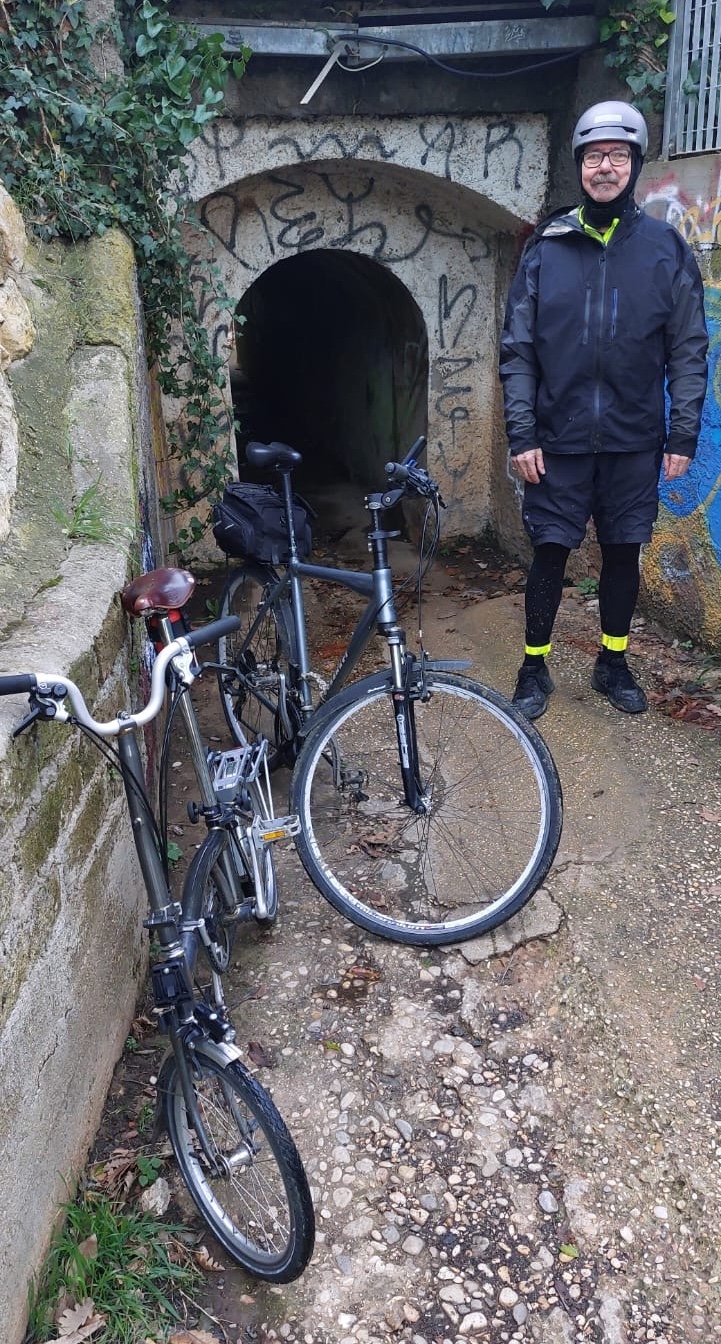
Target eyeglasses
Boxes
[582,147,632,168]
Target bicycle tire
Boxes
[291,668,562,946]
[246,776,279,924]
[183,823,277,978]
[217,564,296,768]
[160,1050,315,1282]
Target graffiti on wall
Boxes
[639,167,721,643]
[176,113,547,530]
[187,155,497,499]
[185,115,546,222]
[197,171,491,271]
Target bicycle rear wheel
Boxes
[184,820,277,973]
[217,564,296,766]
[291,669,562,946]
[160,1050,314,1282]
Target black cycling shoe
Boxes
[591,655,647,714]
[512,663,555,720]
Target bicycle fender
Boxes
[193,1037,244,1068]
[424,659,472,671]
[300,660,474,737]
[300,669,393,735]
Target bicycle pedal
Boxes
[210,742,269,800]
[253,813,301,843]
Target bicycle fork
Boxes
[386,644,429,815]
[388,643,472,815]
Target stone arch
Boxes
[180,113,548,538]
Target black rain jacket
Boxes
[499,202,708,458]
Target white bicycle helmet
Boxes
[572,101,648,159]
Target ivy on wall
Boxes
[0,0,250,551]
[541,0,675,113]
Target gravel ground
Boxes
[186,864,720,1344]
[143,531,721,1344]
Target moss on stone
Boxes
[19,778,65,873]
[0,870,62,1032]
[65,767,115,872]
[74,231,138,361]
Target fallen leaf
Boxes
[700,807,721,823]
[194,1244,225,1272]
[559,1243,579,1259]
[76,1234,98,1260]
[344,964,381,982]
[49,1298,106,1343]
[90,1145,139,1198]
[247,1040,276,1068]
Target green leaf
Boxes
[68,101,87,128]
[559,1243,579,1258]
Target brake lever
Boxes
[408,465,444,504]
[12,690,65,739]
[12,703,47,739]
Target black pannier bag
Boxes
[212,481,313,564]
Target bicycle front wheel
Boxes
[161,1051,315,1282]
[291,670,562,945]
[218,563,295,766]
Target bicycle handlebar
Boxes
[0,673,38,695]
[400,435,426,467]
[0,615,241,739]
[383,451,441,504]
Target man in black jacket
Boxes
[499,101,708,719]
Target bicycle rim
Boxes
[292,671,562,945]
[162,1054,315,1281]
[218,566,294,763]
[246,778,278,923]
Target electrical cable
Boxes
[337,51,386,73]
[335,29,597,80]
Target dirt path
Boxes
[93,520,721,1344]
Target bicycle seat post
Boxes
[276,466,315,714]
[277,468,301,560]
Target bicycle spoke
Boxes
[293,671,561,944]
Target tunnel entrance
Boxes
[231,249,428,498]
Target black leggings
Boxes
[525,542,641,649]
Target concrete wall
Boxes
[0,202,156,1344]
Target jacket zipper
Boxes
[582,286,592,345]
[592,248,608,448]
[610,288,618,341]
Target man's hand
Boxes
[663,453,691,481]
[512,448,545,485]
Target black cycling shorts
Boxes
[521,449,665,549]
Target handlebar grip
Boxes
[385,461,411,483]
[0,673,37,695]
[183,616,241,651]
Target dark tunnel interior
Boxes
[231,249,428,498]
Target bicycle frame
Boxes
[233,470,464,815]
[248,472,409,722]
